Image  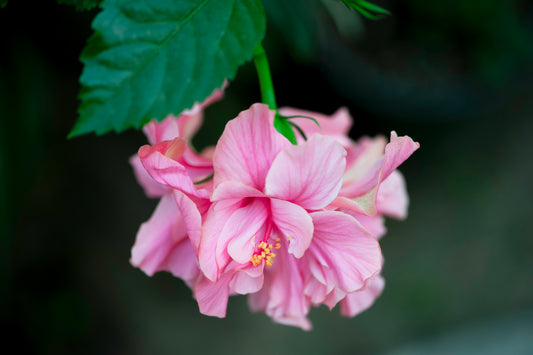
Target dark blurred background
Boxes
[1,0,532,354]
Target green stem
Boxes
[253,44,277,110]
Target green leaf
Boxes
[57,0,102,11]
[341,0,390,20]
[70,0,265,137]
[0,0,7,9]
[274,114,297,145]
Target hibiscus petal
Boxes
[138,139,209,199]
[349,213,387,240]
[173,190,205,251]
[130,195,185,276]
[160,239,199,287]
[307,211,382,293]
[198,200,238,281]
[213,103,290,191]
[198,198,269,281]
[265,134,346,210]
[195,273,232,318]
[229,266,264,295]
[248,242,312,331]
[340,132,419,216]
[376,170,409,219]
[182,148,214,179]
[129,155,167,198]
[143,115,181,145]
[340,275,385,317]
[226,199,270,264]
[177,111,204,141]
[303,277,330,305]
[330,196,369,215]
[211,181,265,202]
[270,199,313,258]
[343,136,387,184]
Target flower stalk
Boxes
[253,44,277,110]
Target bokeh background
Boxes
[1,0,532,354]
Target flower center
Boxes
[250,238,281,267]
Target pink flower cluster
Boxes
[130,93,419,330]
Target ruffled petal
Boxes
[270,199,313,258]
[130,195,187,277]
[143,115,181,145]
[129,155,167,198]
[306,211,382,294]
[160,239,199,287]
[211,181,265,201]
[343,136,387,184]
[229,264,264,295]
[195,273,232,318]
[340,132,419,216]
[340,276,385,317]
[173,190,205,251]
[265,134,346,210]
[138,139,209,199]
[330,196,369,215]
[248,240,312,331]
[376,170,409,219]
[348,213,387,240]
[302,258,337,307]
[213,103,290,191]
[226,199,270,264]
[198,198,269,281]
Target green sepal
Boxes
[288,121,307,141]
[194,173,214,185]
[274,113,297,145]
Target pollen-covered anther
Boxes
[250,241,277,267]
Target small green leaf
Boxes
[274,114,297,145]
[341,0,390,20]
[56,0,101,11]
[355,0,390,15]
[70,0,266,137]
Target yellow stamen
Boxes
[250,240,277,267]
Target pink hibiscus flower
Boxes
[195,103,384,329]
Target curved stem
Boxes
[253,44,277,110]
